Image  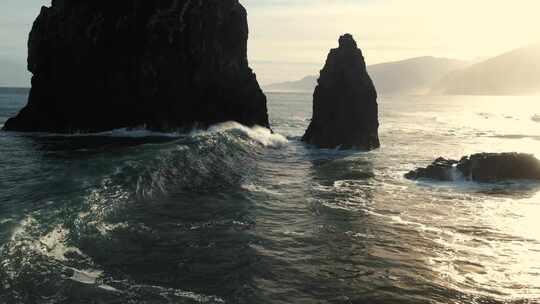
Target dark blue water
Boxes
[2,89,540,303]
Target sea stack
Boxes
[303,34,379,150]
[3,0,269,133]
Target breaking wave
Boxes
[0,123,285,303]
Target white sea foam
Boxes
[0,218,12,225]
[96,127,181,138]
[9,216,34,243]
[2,127,181,138]
[449,165,466,182]
[8,217,83,262]
[242,182,283,196]
[5,122,289,148]
[38,226,83,261]
[69,267,104,285]
[204,121,288,148]
[345,231,372,239]
[7,217,116,291]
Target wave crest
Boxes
[199,122,288,148]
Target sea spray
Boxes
[0,123,283,303]
[7,91,540,303]
[203,122,288,148]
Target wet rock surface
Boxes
[406,153,540,182]
[3,0,269,133]
[405,157,460,182]
[302,34,380,150]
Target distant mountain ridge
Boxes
[369,56,470,95]
[265,75,318,92]
[433,43,540,95]
[266,43,540,96]
[265,56,470,94]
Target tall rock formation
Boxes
[3,0,269,133]
[302,34,379,150]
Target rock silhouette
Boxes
[3,0,269,133]
[302,34,380,149]
[406,153,540,182]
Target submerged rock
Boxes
[405,157,460,182]
[302,34,380,150]
[406,153,540,182]
[3,0,269,133]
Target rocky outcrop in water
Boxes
[302,34,379,150]
[3,0,269,133]
[406,153,540,182]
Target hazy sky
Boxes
[1,0,539,86]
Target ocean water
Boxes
[1,89,540,303]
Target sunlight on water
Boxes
[354,94,540,301]
[435,95,540,157]
[3,92,540,303]
[426,193,540,300]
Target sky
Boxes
[1,0,539,86]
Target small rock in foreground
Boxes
[406,153,540,182]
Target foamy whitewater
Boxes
[2,90,540,303]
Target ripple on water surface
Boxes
[2,93,540,303]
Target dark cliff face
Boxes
[3,0,269,133]
[302,34,380,150]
